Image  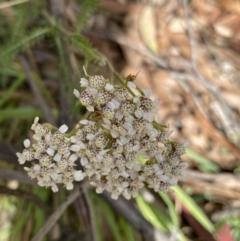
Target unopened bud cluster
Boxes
[17,73,188,199]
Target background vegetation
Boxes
[0,0,240,240]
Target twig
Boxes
[102,192,171,241]
[74,190,96,241]
[0,142,18,165]
[30,187,81,241]
[19,56,56,125]
[0,0,29,9]
[0,169,37,185]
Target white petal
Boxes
[24,139,31,148]
[51,172,58,180]
[53,153,62,162]
[69,154,78,162]
[33,164,41,173]
[127,81,136,89]
[86,133,95,141]
[81,157,89,166]
[33,134,41,141]
[123,190,131,200]
[107,99,120,110]
[144,88,151,98]
[111,192,119,200]
[46,148,55,156]
[80,78,89,87]
[51,184,59,192]
[70,145,81,152]
[115,110,123,120]
[110,129,119,138]
[155,154,163,163]
[86,105,94,112]
[59,124,68,133]
[34,116,39,124]
[45,132,52,143]
[79,119,88,124]
[66,182,73,190]
[105,83,114,91]
[170,176,178,185]
[73,89,80,98]
[74,170,85,181]
[159,175,170,182]
[70,136,77,143]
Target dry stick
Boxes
[0,169,37,185]
[19,56,56,125]
[182,0,240,137]
[30,187,81,241]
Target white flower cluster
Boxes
[16,117,85,192]
[17,74,188,199]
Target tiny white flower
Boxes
[74,170,85,181]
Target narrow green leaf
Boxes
[0,27,52,58]
[172,186,216,234]
[0,107,42,121]
[186,148,221,173]
[91,193,122,241]
[71,35,100,61]
[159,193,179,228]
[119,216,136,241]
[0,76,25,108]
[136,195,168,232]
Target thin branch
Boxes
[0,169,37,185]
[30,187,81,241]
[0,0,29,9]
[19,56,56,125]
